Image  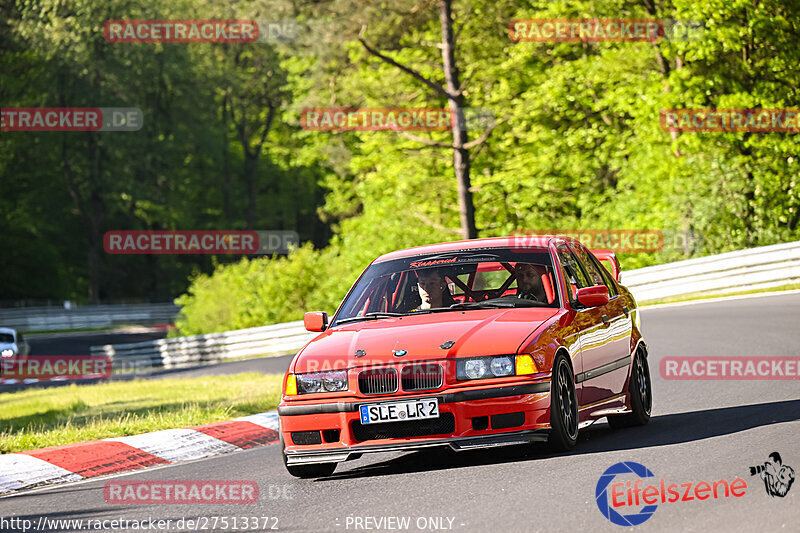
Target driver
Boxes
[515,263,547,302]
[416,269,455,309]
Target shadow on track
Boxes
[321,399,800,481]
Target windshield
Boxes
[332,248,560,326]
[0,333,15,343]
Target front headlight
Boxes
[491,357,514,376]
[457,356,518,381]
[293,371,349,395]
[1,349,13,357]
[464,359,488,379]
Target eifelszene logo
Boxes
[749,452,795,498]
[596,462,658,526]
[595,461,748,526]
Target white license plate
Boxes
[359,398,439,424]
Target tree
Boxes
[357,0,496,239]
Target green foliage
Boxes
[0,0,332,302]
[175,212,450,333]
[3,0,799,328]
[175,243,331,333]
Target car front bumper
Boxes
[279,381,553,465]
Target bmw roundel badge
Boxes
[393,349,408,357]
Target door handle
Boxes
[601,315,610,326]
[622,306,629,317]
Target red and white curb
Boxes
[0,411,279,495]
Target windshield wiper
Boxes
[448,301,516,310]
[449,298,546,310]
[336,312,408,324]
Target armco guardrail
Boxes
[0,303,180,332]
[621,240,800,302]
[90,240,800,371]
[91,321,316,371]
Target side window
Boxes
[364,277,390,314]
[586,253,619,297]
[390,272,415,311]
[342,276,389,316]
[556,244,590,303]
[569,243,608,288]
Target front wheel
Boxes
[607,349,652,429]
[547,354,579,452]
[281,434,337,478]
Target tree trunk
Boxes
[439,0,477,240]
[222,93,232,225]
[59,68,105,303]
[244,153,258,230]
[61,136,104,303]
[359,0,481,239]
[86,133,105,303]
[233,104,275,231]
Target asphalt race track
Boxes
[0,329,169,393]
[1,292,798,532]
[26,329,168,356]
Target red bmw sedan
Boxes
[278,236,652,477]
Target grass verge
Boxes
[0,373,282,454]
[638,283,800,307]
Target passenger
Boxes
[515,263,547,302]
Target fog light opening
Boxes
[471,416,489,431]
[322,429,341,443]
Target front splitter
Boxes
[284,429,549,465]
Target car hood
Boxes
[293,308,559,372]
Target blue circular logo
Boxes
[596,462,658,526]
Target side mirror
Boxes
[576,285,610,308]
[303,311,328,332]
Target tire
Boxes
[280,433,337,479]
[547,354,579,452]
[607,348,652,429]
